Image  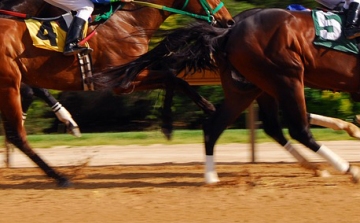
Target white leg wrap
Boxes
[317,145,350,173]
[310,113,360,139]
[52,102,77,126]
[22,112,27,126]
[204,155,219,184]
[284,141,308,163]
[309,113,345,130]
[285,141,331,177]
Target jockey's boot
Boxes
[344,2,360,39]
[63,16,92,56]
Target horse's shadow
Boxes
[0,163,241,189]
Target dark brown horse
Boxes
[0,0,234,186]
[100,8,360,183]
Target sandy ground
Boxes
[1,141,360,223]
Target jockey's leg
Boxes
[44,0,94,55]
[63,15,92,56]
[344,1,360,39]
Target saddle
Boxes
[24,2,122,53]
[17,3,124,91]
[312,10,359,54]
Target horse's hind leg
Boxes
[277,82,360,182]
[172,77,216,115]
[0,87,71,187]
[256,93,330,177]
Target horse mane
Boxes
[0,0,47,16]
[233,8,263,23]
[92,21,230,89]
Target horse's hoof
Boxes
[315,169,331,178]
[70,127,82,138]
[355,115,360,125]
[349,166,360,183]
[205,171,220,184]
[57,178,72,187]
[67,123,82,138]
[161,127,173,140]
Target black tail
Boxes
[92,21,230,90]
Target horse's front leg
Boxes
[1,87,71,187]
[309,113,360,139]
[203,82,262,184]
[31,86,81,137]
[161,81,174,140]
[278,81,360,183]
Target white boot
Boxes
[52,102,81,137]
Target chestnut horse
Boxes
[0,0,227,139]
[0,0,234,187]
[99,8,360,183]
[1,3,79,136]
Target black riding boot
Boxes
[63,16,92,56]
[344,2,360,39]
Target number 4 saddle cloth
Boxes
[312,10,359,54]
[25,13,89,53]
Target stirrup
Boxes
[64,47,92,56]
[77,47,93,55]
[344,29,360,39]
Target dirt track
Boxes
[1,141,360,222]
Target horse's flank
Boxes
[229,9,360,93]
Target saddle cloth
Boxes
[25,13,88,52]
[312,10,359,54]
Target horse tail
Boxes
[92,21,231,90]
[156,22,231,78]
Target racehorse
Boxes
[98,8,360,183]
[0,1,81,137]
[0,0,223,139]
[0,0,234,186]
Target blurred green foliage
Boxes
[2,0,358,135]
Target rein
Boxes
[132,0,224,23]
[0,0,224,24]
[0,9,29,19]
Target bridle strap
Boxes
[132,0,224,23]
[0,0,224,23]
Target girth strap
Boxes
[77,53,95,91]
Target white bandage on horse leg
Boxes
[284,141,306,162]
[309,113,345,130]
[205,155,219,183]
[317,145,350,173]
[52,102,77,126]
[22,112,27,126]
[309,113,360,139]
[285,141,316,170]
